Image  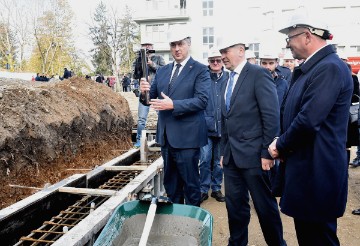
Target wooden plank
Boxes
[58,187,117,196]
[105,166,149,171]
[148,147,161,152]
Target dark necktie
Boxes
[168,63,182,92]
[225,71,236,112]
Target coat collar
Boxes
[299,45,336,74]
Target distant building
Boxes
[133,0,360,65]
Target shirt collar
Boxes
[304,44,329,64]
[232,59,247,75]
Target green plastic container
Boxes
[94,200,213,246]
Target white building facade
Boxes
[133,0,360,65]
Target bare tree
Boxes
[31,0,74,75]
[12,1,32,71]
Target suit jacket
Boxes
[141,57,211,148]
[277,45,352,221]
[221,62,280,168]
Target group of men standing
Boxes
[137,9,351,246]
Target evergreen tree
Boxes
[89,2,112,76]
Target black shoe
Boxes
[211,190,225,202]
[200,192,209,203]
[352,208,360,215]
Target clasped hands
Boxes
[263,138,281,171]
[139,78,174,110]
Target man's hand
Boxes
[268,138,279,159]
[149,92,174,110]
[220,156,223,168]
[139,78,150,94]
[261,158,274,171]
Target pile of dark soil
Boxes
[0,77,133,209]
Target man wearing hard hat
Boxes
[259,52,288,106]
[199,47,228,204]
[139,25,211,206]
[268,8,353,246]
[245,50,257,65]
[133,39,166,148]
[217,36,286,245]
[282,51,296,72]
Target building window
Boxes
[203,27,214,47]
[202,0,213,16]
[248,43,260,58]
[350,45,360,53]
[145,24,166,43]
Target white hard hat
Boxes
[217,35,248,51]
[141,38,153,45]
[283,52,294,60]
[245,50,256,59]
[208,46,221,58]
[279,7,332,40]
[259,51,279,60]
[167,25,190,43]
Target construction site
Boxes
[0,77,359,245]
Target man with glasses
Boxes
[199,47,228,204]
[268,9,352,246]
[139,25,210,206]
[218,36,286,246]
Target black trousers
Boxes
[223,154,286,246]
[161,139,201,206]
[294,218,340,246]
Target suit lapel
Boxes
[162,65,172,95]
[230,63,249,107]
[168,58,194,97]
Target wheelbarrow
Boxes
[94,199,213,246]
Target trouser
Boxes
[294,218,339,246]
[135,102,150,143]
[199,137,223,193]
[161,137,201,206]
[224,154,286,246]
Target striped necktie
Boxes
[225,71,236,112]
[168,63,181,92]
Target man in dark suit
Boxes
[139,25,210,206]
[268,10,352,246]
[218,36,286,246]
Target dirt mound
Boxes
[0,77,133,208]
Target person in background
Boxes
[338,53,360,167]
[62,67,71,80]
[95,74,104,83]
[122,74,131,92]
[282,51,296,72]
[259,51,288,106]
[133,40,165,148]
[139,25,210,206]
[199,47,228,204]
[35,73,41,81]
[269,9,352,245]
[218,36,286,246]
[275,60,292,84]
[245,50,257,64]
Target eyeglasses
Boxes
[208,58,222,64]
[285,32,306,43]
